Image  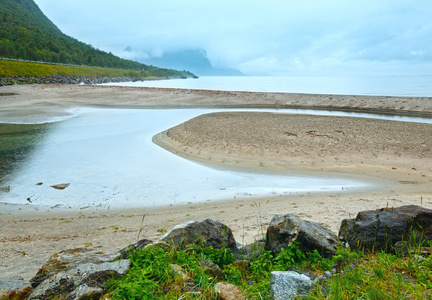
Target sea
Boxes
[102,75,432,97]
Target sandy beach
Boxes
[1,84,432,281]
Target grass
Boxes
[0,59,159,78]
[103,236,432,300]
[305,248,432,299]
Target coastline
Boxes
[1,84,432,281]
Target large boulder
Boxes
[160,218,238,251]
[339,205,432,252]
[28,247,130,300]
[265,214,339,257]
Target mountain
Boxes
[0,0,194,76]
[135,49,244,76]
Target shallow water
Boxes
[0,108,376,209]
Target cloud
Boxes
[34,0,432,75]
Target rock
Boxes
[0,276,32,300]
[214,282,246,300]
[143,241,172,252]
[270,271,312,300]
[73,285,104,300]
[338,205,432,252]
[199,259,225,281]
[28,247,130,299]
[118,238,153,259]
[287,267,318,281]
[265,214,339,257]
[0,186,10,193]
[0,75,163,86]
[50,183,70,190]
[238,239,265,259]
[160,218,237,251]
[162,264,199,295]
[170,264,190,280]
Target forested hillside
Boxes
[0,0,194,76]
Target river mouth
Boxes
[0,108,381,209]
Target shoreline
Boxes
[1,84,432,281]
[1,84,432,124]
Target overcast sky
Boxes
[34,0,432,76]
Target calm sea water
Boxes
[102,76,432,97]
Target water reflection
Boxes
[0,108,373,209]
[0,123,54,184]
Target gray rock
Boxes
[0,276,32,299]
[265,214,339,257]
[28,247,130,300]
[30,247,119,288]
[160,218,237,251]
[73,285,104,300]
[339,205,432,252]
[270,271,312,300]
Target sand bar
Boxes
[0,84,432,280]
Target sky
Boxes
[33,0,432,76]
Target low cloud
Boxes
[34,0,432,75]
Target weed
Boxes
[137,215,145,242]
[157,227,168,233]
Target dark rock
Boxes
[118,238,153,259]
[0,276,32,300]
[270,271,312,300]
[199,259,224,281]
[265,214,339,257]
[338,205,432,252]
[237,239,265,260]
[214,282,246,300]
[160,218,237,251]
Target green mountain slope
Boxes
[0,0,194,76]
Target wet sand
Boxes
[1,84,432,281]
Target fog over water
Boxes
[104,76,432,97]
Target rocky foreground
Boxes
[1,205,431,299]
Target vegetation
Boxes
[105,240,432,299]
[0,59,193,78]
[0,0,195,77]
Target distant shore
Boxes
[0,84,431,281]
